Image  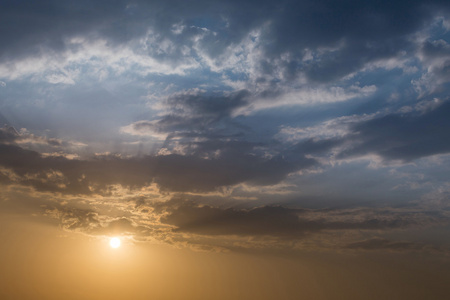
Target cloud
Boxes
[0,125,20,142]
[35,194,449,253]
[255,0,448,82]
[122,89,250,140]
[44,206,154,238]
[413,38,450,95]
[0,125,64,147]
[2,176,442,254]
[45,206,101,232]
[0,37,199,82]
[275,113,378,143]
[339,100,450,161]
[5,97,449,196]
[291,138,343,156]
[0,136,315,194]
[2,0,450,85]
[152,149,315,192]
[157,199,436,238]
[233,84,377,115]
[274,97,450,166]
[422,39,450,58]
[90,217,143,236]
[120,120,169,140]
[2,0,450,259]
[0,143,152,194]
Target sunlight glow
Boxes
[109,237,121,248]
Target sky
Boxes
[1,0,450,299]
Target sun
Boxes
[109,237,121,248]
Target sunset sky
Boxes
[1,0,450,299]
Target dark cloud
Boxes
[139,90,250,140]
[158,200,417,237]
[422,39,450,58]
[166,90,250,118]
[302,39,411,82]
[0,143,152,194]
[5,91,450,195]
[261,0,440,81]
[338,100,450,161]
[0,0,263,58]
[420,38,450,88]
[291,138,343,155]
[0,0,125,60]
[0,125,71,152]
[153,151,314,192]
[0,125,19,142]
[35,196,449,252]
[0,137,315,194]
[2,0,450,82]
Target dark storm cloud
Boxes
[2,0,450,82]
[157,199,419,237]
[338,100,450,161]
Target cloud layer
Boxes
[1,0,450,257]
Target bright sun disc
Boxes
[109,237,121,248]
